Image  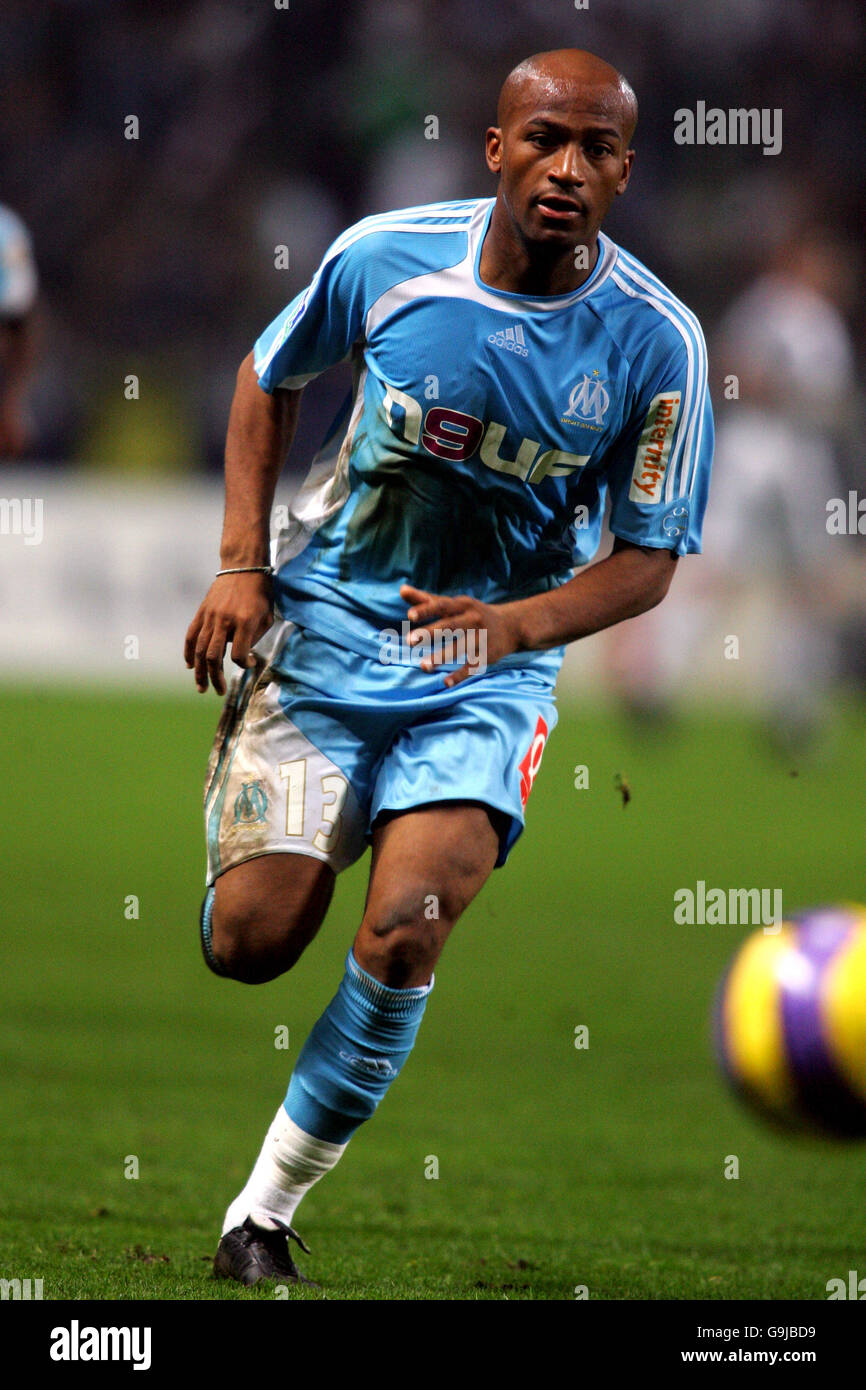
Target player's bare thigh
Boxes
[353,802,504,989]
[211,852,335,984]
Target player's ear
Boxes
[616,148,635,196]
[485,127,503,174]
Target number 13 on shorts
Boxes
[279,759,348,855]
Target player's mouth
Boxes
[535,194,585,220]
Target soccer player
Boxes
[703,230,855,750]
[185,48,713,1288]
[0,203,38,458]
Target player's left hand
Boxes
[400,584,521,687]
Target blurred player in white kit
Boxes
[606,228,858,747]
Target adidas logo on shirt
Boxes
[487,323,529,357]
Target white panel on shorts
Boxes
[203,648,367,885]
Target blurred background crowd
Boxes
[0,0,864,716]
[1,0,863,470]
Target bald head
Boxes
[483,47,637,283]
[497,49,637,144]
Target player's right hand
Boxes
[184,572,274,695]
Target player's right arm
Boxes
[187,217,370,692]
[184,352,302,695]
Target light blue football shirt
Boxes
[254,197,713,662]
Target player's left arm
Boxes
[401,540,676,686]
[405,312,713,686]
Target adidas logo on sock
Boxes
[338,1049,398,1079]
[487,323,529,357]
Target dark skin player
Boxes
[184,49,675,992]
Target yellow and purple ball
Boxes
[714,905,866,1138]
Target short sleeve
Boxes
[253,229,367,392]
[606,318,714,555]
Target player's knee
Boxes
[204,859,332,983]
[362,926,431,989]
[208,900,305,985]
[360,895,456,988]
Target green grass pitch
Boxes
[1,687,864,1301]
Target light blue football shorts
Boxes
[204,620,561,885]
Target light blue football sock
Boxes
[285,950,433,1143]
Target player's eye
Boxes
[587,143,614,159]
